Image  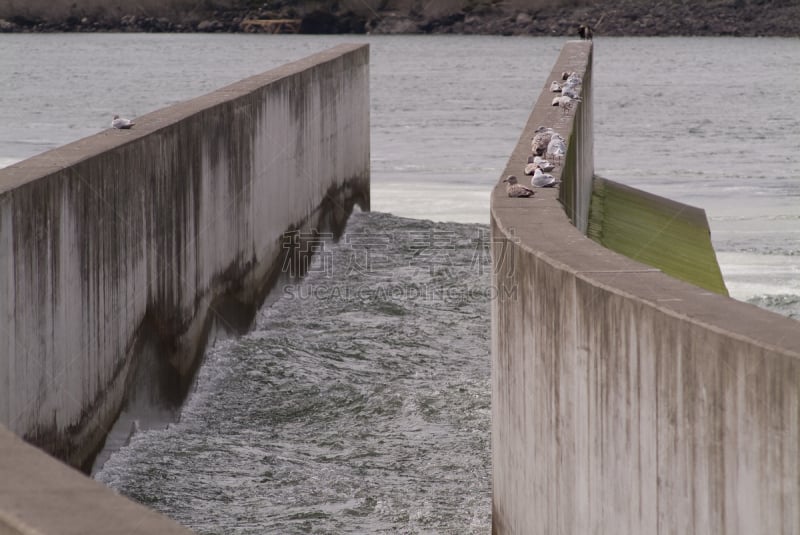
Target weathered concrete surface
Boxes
[491,40,800,534]
[0,43,369,474]
[0,425,194,534]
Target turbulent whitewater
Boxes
[96,211,493,533]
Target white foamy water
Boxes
[0,157,21,168]
[96,212,493,533]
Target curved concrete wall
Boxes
[0,43,369,469]
[491,41,800,534]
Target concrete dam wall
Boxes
[0,42,369,482]
[491,41,800,534]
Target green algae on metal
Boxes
[587,176,729,296]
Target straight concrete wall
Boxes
[0,44,369,471]
[491,41,800,534]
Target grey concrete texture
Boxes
[0,426,193,534]
[490,41,800,534]
[0,41,369,475]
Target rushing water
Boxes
[97,211,492,533]
[1,34,798,533]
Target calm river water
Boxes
[1,34,798,533]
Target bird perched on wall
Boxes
[532,168,558,188]
[578,24,593,40]
[552,95,575,109]
[553,96,579,116]
[524,157,538,176]
[531,126,555,157]
[547,133,567,162]
[533,156,555,172]
[561,71,583,84]
[111,115,135,129]
[565,72,582,84]
[561,85,581,100]
[525,155,555,175]
[503,175,535,198]
[549,81,562,92]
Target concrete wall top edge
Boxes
[490,40,800,358]
[0,426,193,533]
[583,270,800,357]
[0,43,369,196]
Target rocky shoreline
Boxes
[1,0,798,37]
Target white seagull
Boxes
[561,85,581,99]
[547,133,567,162]
[111,115,135,129]
[533,156,555,172]
[503,175,535,198]
[532,168,557,188]
[549,80,562,92]
[563,72,582,85]
[553,93,575,113]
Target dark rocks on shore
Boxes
[299,10,366,34]
[0,0,798,37]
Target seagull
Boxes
[578,24,593,40]
[547,133,567,162]
[552,96,574,108]
[533,156,555,172]
[532,168,558,188]
[503,175,535,198]
[561,85,581,99]
[530,126,554,156]
[111,115,135,129]
[549,80,562,92]
[563,72,582,88]
[524,155,554,175]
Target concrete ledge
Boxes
[0,44,370,471]
[0,426,192,534]
[491,41,800,534]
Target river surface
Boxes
[1,34,798,533]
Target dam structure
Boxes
[491,41,800,533]
[0,44,369,533]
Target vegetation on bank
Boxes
[0,0,798,36]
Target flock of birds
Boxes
[503,71,583,198]
[112,61,586,200]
